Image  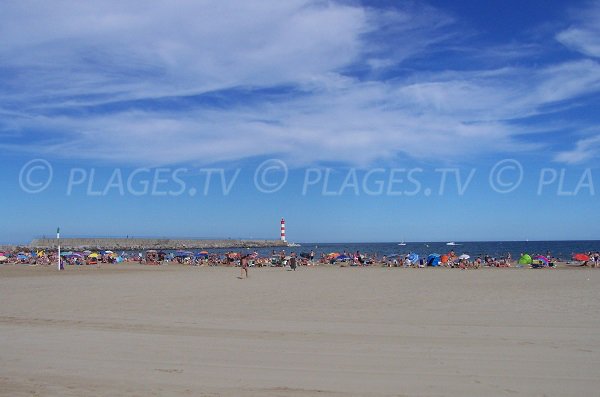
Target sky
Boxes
[1,0,600,244]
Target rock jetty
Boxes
[29,238,288,251]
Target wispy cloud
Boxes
[555,132,600,163]
[1,0,600,167]
[556,1,600,58]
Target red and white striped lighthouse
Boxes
[280,218,286,242]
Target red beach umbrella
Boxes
[573,253,590,261]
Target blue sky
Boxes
[1,0,600,244]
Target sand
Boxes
[1,263,599,396]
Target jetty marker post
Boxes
[57,227,62,271]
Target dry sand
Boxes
[1,263,599,396]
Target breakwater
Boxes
[29,238,288,250]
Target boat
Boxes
[398,242,406,246]
[446,242,460,246]
[287,242,301,247]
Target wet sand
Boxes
[1,263,599,396]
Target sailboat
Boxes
[398,239,406,246]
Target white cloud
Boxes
[1,1,600,167]
[555,133,600,163]
[556,1,600,58]
[0,0,367,105]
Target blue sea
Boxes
[141,241,600,261]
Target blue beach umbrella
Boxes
[175,250,193,258]
[427,254,441,267]
[408,253,419,264]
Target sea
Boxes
[134,241,600,261]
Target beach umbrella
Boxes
[336,254,351,261]
[83,250,92,255]
[459,254,470,260]
[518,254,532,265]
[408,253,419,264]
[427,254,441,267]
[71,253,84,258]
[573,253,590,261]
[0,256,7,262]
[60,251,73,256]
[105,250,114,254]
[534,256,550,266]
[16,254,28,260]
[88,253,99,258]
[195,252,208,258]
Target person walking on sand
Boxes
[240,254,249,278]
[289,252,297,271]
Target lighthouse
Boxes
[280,218,286,242]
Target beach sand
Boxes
[1,263,599,396]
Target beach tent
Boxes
[573,253,590,261]
[427,254,441,267]
[408,253,419,264]
[440,255,449,264]
[518,254,532,265]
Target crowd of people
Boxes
[1,248,599,269]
